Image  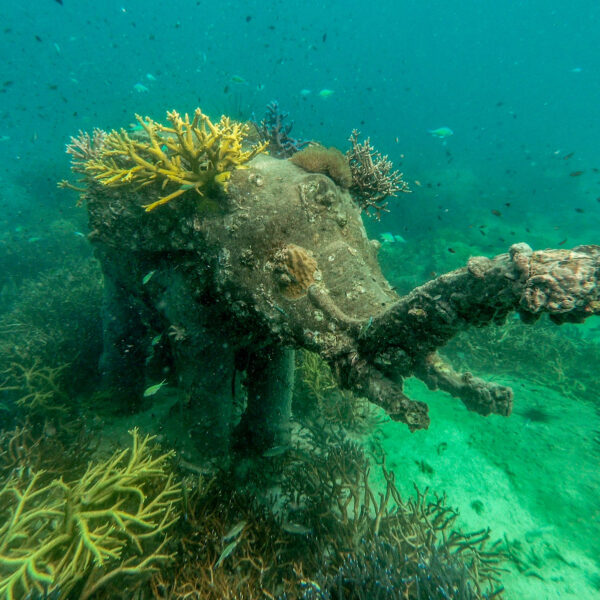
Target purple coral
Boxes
[254,101,308,158]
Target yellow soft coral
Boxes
[83,108,268,212]
[0,428,180,600]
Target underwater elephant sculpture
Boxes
[86,153,600,459]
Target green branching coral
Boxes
[0,428,181,600]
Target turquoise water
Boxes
[1,1,599,599]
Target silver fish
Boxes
[215,540,238,568]
[282,521,312,535]
[222,520,246,542]
[262,445,290,458]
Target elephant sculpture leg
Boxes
[234,345,295,454]
[153,270,235,460]
[98,258,151,412]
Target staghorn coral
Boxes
[75,108,268,212]
[153,420,504,600]
[0,258,103,405]
[0,428,180,600]
[57,129,108,198]
[346,129,410,218]
[0,361,69,418]
[289,143,352,188]
[254,100,308,158]
[282,423,505,599]
[0,421,97,484]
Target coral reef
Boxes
[346,129,410,218]
[0,421,97,484]
[290,144,353,187]
[148,421,503,600]
[0,428,180,600]
[0,361,69,417]
[0,258,103,429]
[67,108,268,212]
[254,101,308,158]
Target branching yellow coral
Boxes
[82,108,268,212]
[0,428,181,600]
[0,360,69,417]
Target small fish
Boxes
[134,82,149,93]
[27,237,42,243]
[558,238,567,245]
[73,231,86,237]
[262,445,290,458]
[143,379,167,397]
[447,247,456,253]
[380,232,395,243]
[428,127,453,139]
[359,316,373,338]
[222,521,246,541]
[142,270,156,285]
[491,209,502,217]
[282,522,312,535]
[563,152,574,160]
[151,334,162,346]
[230,74,247,84]
[569,170,584,177]
[146,73,156,81]
[318,88,334,98]
[575,208,584,213]
[300,88,312,96]
[215,540,238,568]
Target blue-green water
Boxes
[1,2,599,599]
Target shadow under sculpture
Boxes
[87,154,600,458]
